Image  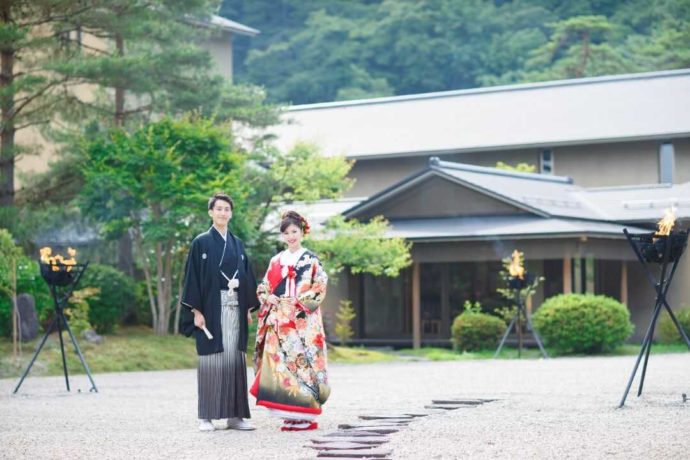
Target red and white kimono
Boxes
[251,248,330,428]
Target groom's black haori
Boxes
[181,227,260,355]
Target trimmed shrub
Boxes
[657,308,690,344]
[532,294,633,354]
[451,311,506,352]
[80,264,136,333]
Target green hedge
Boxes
[657,308,690,344]
[532,294,633,354]
[451,311,505,352]
[80,263,136,333]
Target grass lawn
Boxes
[0,326,396,379]
[2,328,688,379]
[395,343,690,361]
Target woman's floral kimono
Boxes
[251,249,330,418]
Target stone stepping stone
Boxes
[342,427,400,434]
[356,418,412,424]
[403,412,432,417]
[358,414,414,420]
[315,457,392,460]
[311,437,389,445]
[424,404,475,410]
[305,442,382,451]
[338,421,409,429]
[432,399,485,405]
[316,447,392,458]
[324,430,385,438]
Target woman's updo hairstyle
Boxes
[280,210,310,235]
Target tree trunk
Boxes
[577,31,591,78]
[113,32,135,275]
[11,257,18,358]
[0,4,15,206]
[134,228,159,330]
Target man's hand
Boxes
[247,311,253,325]
[193,310,205,329]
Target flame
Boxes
[509,250,525,280]
[655,208,676,237]
[39,247,78,272]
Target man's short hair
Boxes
[208,192,234,210]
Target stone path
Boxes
[2,353,689,459]
[302,400,497,458]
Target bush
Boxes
[657,308,690,344]
[0,256,52,337]
[532,294,633,354]
[80,264,136,333]
[451,302,506,351]
[65,288,97,335]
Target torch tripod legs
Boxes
[494,294,548,359]
[619,230,690,407]
[13,308,98,394]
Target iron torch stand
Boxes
[619,229,690,407]
[13,262,98,394]
[494,283,549,359]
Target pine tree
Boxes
[48,0,277,274]
[0,0,85,206]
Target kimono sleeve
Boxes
[242,242,260,312]
[256,268,272,307]
[297,256,328,313]
[181,239,203,312]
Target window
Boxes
[659,142,675,183]
[540,149,554,174]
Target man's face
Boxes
[208,200,232,226]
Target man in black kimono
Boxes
[181,192,260,431]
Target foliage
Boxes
[242,141,354,262]
[241,141,411,280]
[0,0,88,205]
[657,307,690,344]
[49,0,279,129]
[532,294,634,354]
[333,299,356,345]
[64,287,98,336]
[0,256,51,337]
[223,0,690,104]
[309,216,412,279]
[495,161,537,173]
[451,301,506,352]
[80,264,136,334]
[79,116,246,334]
[513,15,633,82]
[0,230,21,338]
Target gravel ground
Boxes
[1,353,689,459]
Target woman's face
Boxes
[282,223,302,249]
[208,200,232,227]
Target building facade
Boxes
[272,69,690,347]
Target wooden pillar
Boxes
[620,261,628,305]
[412,262,421,349]
[563,256,572,294]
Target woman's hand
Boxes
[267,294,280,306]
[280,296,297,306]
[193,310,206,329]
[247,311,253,325]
